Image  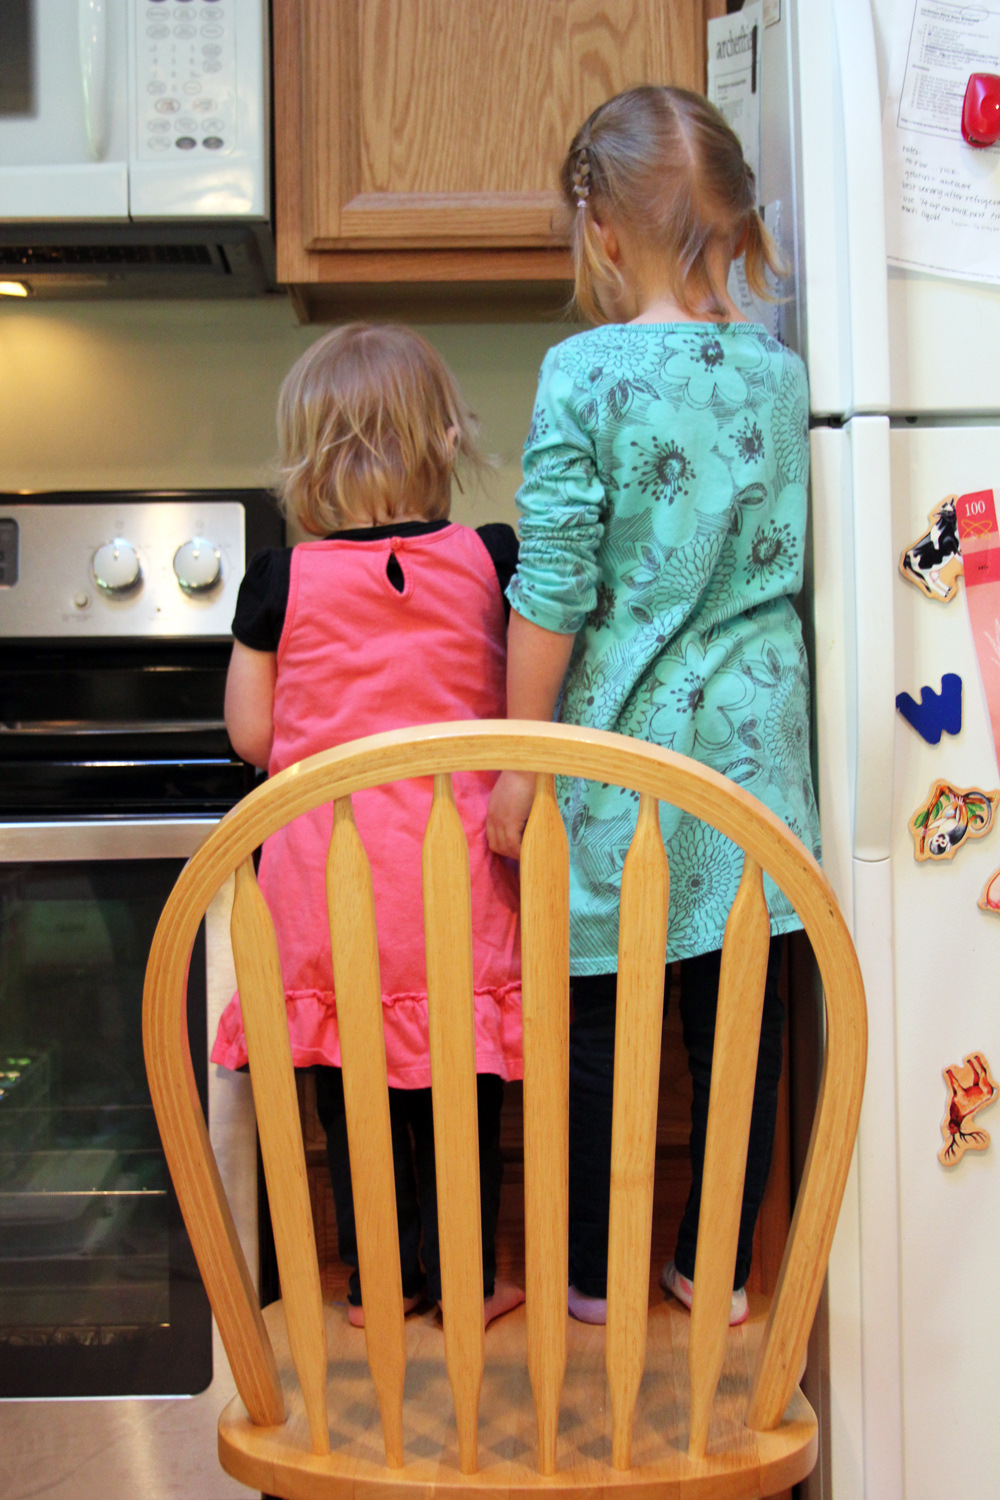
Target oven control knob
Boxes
[92,539,141,594]
[173,537,222,593]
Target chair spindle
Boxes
[746,913,867,1431]
[520,773,570,1475]
[327,797,406,1468]
[422,772,484,1475]
[686,854,770,1460]
[606,794,669,1472]
[231,858,330,1457]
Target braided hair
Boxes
[559,86,786,324]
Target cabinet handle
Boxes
[78,0,109,161]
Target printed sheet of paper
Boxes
[707,1,762,189]
[883,0,1000,282]
[727,200,782,336]
[709,3,769,327]
[955,489,1000,776]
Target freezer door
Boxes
[871,0,1000,414]
[890,425,1000,1496]
[0,0,129,220]
[793,0,891,417]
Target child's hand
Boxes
[486,770,538,859]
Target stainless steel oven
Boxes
[0,491,281,1500]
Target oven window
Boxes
[0,860,212,1397]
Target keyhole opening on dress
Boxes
[386,553,405,593]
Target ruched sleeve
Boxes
[506,348,606,635]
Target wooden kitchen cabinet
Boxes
[274,0,725,320]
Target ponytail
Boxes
[740,208,788,302]
[570,202,627,324]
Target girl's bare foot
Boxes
[348,1292,422,1329]
[434,1282,526,1329]
[483,1279,525,1327]
[567,1285,607,1324]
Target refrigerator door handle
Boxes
[849,414,895,861]
[833,0,891,415]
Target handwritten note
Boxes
[883,0,1000,282]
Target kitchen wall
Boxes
[0,295,571,537]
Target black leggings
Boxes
[568,937,785,1298]
[314,1067,505,1306]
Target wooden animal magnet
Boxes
[939,1052,997,1165]
[978,865,1000,915]
[895,673,963,744]
[899,495,963,603]
[909,779,1000,861]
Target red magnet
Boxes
[962,73,1000,146]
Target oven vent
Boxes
[0,243,223,271]
[0,222,274,298]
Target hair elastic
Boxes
[572,146,591,207]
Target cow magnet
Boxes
[940,1052,997,1165]
[909,779,999,861]
[899,495,963,603]
[895,674,963,744]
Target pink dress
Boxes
[211,524,523,1087]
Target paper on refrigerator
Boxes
[707,1,762,188]
[708,3,774,327]
[725,200,782,337]
[883,0,1000,282]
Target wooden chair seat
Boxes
[144,721,864,1500]
[220,1298,816,1500]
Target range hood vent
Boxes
[0,243,219,270]
[0,222,274,298]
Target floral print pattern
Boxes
[744,522,799,590]
[509,323,821,969]
[630,434,695,503]
[772,364,810,485]
[662,328,768,407]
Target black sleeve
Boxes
[476,523,519,622]
[231,548,293,651]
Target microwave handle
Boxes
[78,0,109,160]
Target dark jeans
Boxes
[314,1067,505,1306]
[568,937,785,1298]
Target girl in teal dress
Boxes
[487,86,821,1326]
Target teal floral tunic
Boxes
[507,322,822,971]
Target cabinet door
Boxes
[296,0,712,251]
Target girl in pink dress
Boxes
[213,323,524,1327]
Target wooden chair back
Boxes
[143,721,866,1498]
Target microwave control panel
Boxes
[136,0,237,159]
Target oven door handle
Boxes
[0,818,221,860]
[0,719,228,735]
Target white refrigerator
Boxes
[756,2,1000,1497]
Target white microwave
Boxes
[0,0,268,222]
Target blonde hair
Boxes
[276,323,484,534]
[561,85,787,323]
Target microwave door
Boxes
[0,0,128,220]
